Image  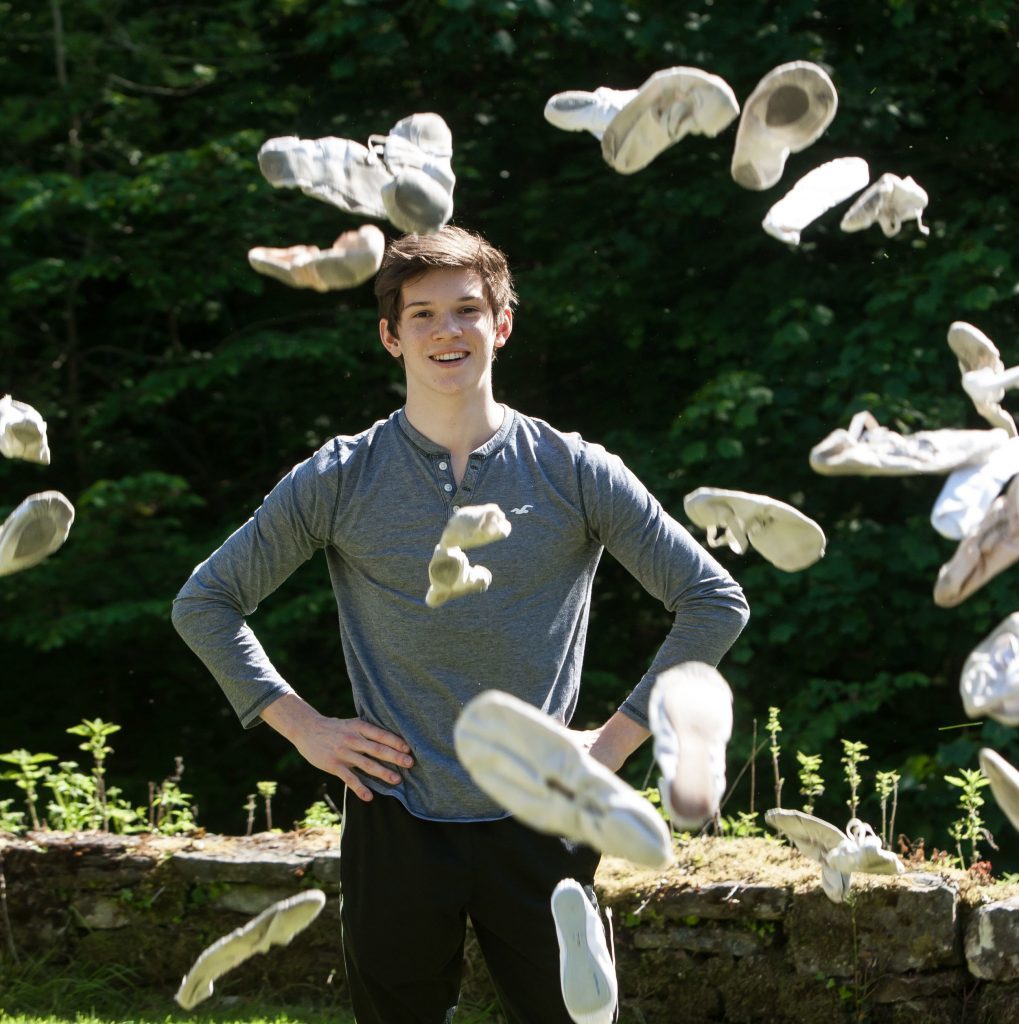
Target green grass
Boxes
[0,958,502,1024]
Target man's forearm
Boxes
[260,691,321,742]
[587,710,651,772]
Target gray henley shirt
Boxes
[172,406,749,821]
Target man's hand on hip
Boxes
[261,692,413,802]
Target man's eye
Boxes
[412,310,431,317]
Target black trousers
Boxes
[339,791,601,1024]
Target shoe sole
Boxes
[552,882,616,1023]
[455,690,672,867]
[652,663,732,828]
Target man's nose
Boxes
[433,310,463,335]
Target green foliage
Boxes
[148,757,197,835]
[945,768,991,868]
[841,741,870,819]
[719,811,764,839]
[744,919,776,940]
[796,752,825,816]
[637,785,670,827]
[298,799,342,830]
[0,722,196,836]
[0,751,56,830]
[257,780,279,831]
[0,799,25,834]
[766,707,784,809]
[0,952,358,1020]
[875,769,901,848]
[817,972,855,1004]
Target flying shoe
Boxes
[258,113,455,234]
[248,225,385,292]
[551,878,618,1024]
[840,172,930,237]
[810,410,1008,477]
[175,890,326,1009]
[0,396,50,465]
[762,157,869,245]
[545,66,738,174]
[947,321,1017,437]
[454,689,673,868]
[0,491,74,576]
[683,487,826,572]
[649,662,733,830]
[731,61,838,191]
[599,66,739,174]
[960,613,1019,726]
[934,473,1019,607]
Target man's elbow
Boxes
[170,592,191,640]
[170,578,205,641]
[721,583,751,640]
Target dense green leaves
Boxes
[3,0,1019,860]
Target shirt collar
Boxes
[396,405,515,459]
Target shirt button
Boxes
[444,484,453,492]
[452,505,460,512]
[438,461,448,470]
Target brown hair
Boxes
[374,226,518,338]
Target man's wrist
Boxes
[260,691,319,742]
[588,710,650,772]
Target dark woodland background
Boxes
[4,0,1019,865]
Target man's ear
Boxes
[379,318,401,359]
[494,308,513,350]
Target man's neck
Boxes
[403,393,505,480]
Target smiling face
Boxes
[379,267,513,406]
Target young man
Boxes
[172,226,749,1023]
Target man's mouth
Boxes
[431,352,468,363]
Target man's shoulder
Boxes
[308,412,399,472]
[509,409,613,466]
[509,408,588,452]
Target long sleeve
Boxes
[171,444,338,727]
[578,444,749,727]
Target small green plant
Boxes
[0,798,25,833]
[744,919,776,940]
[44,760,141,833]
[766,706,783,808]
[45,760,100,831]
[638,785,670,827]
[719,811,764,838]
[66,718,122,831]
[875,769,900,848]
[816,971,854,1003]
[0,749,57,829]
[257,780,278,831]
[840,740,869,818]
[244,792,257,836]
[796,751,824,815]
[148,757,197,835]
[299,799,342,830]
[945,768,991,868]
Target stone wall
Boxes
[2,831,1019,1023]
